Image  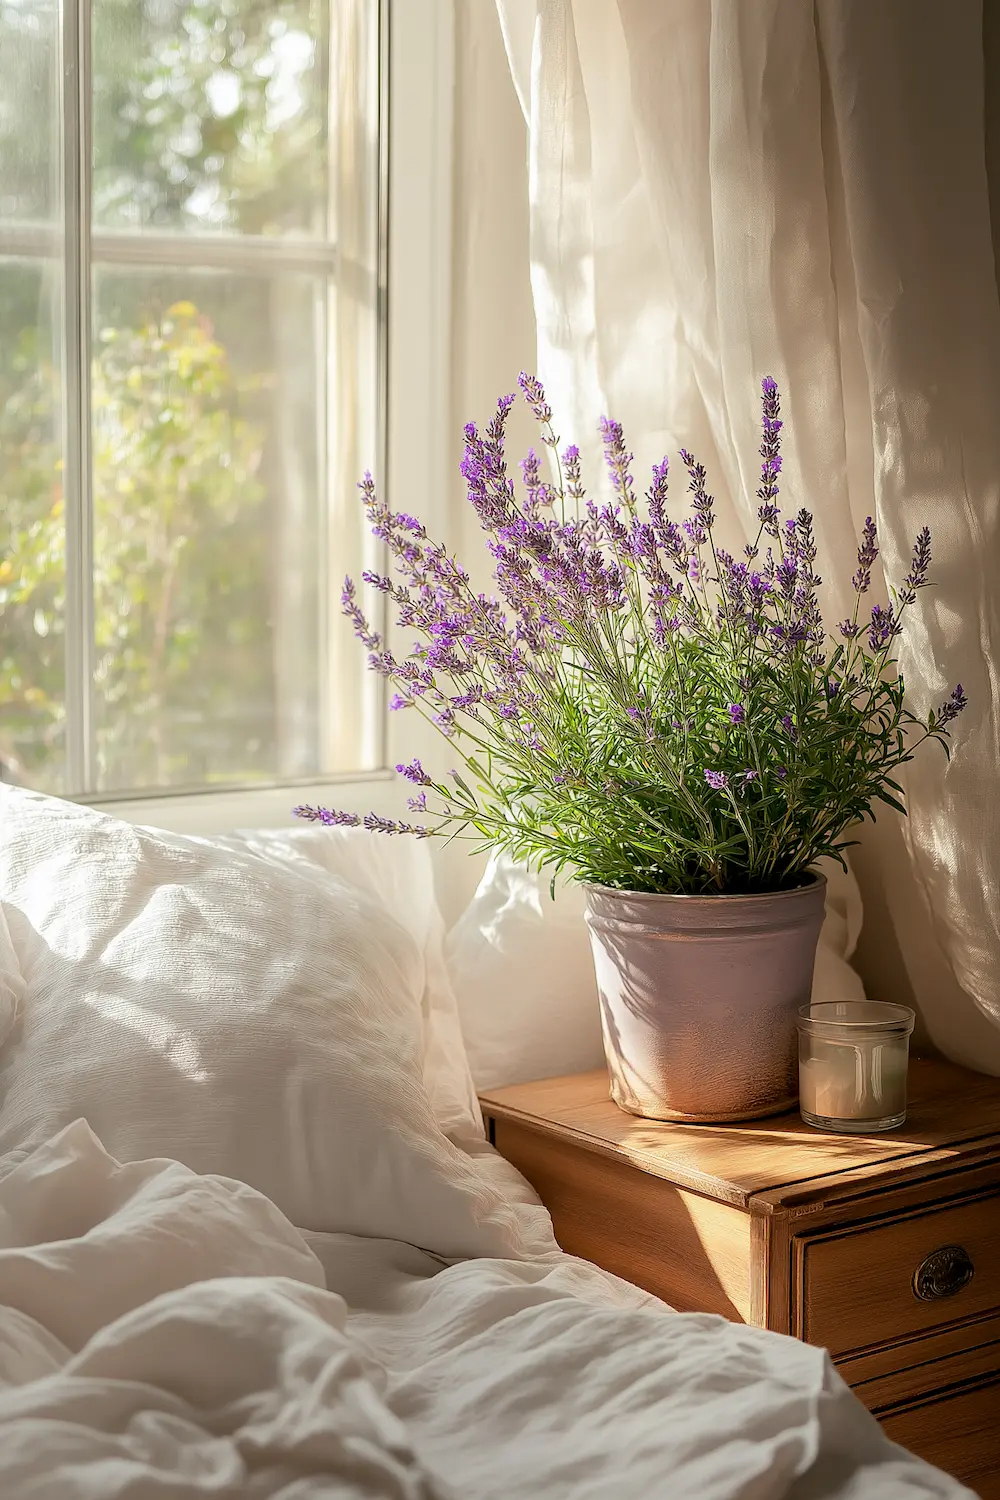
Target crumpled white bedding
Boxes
[0,1122,973,1499]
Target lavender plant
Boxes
[296,376,966,896]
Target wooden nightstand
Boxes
[481,1055,1000,1497]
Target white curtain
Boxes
[496,0,1000,1070]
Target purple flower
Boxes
[899,525,932,605]
[293,805,362,828]
[599,415,635,510]
[853,516,879,595]
[747,572,770,600]
[772,620,809,648]
[294,800,430,839]
[648,456,669,527]
[341,576,383,652]
[791,508,819,573]
[652,611,681,646]
[838,619,861,640]
[367,649,399,677]
[334,383,965,877]
[562,444,585,501]
[461,395,518,531]
[388,693,410,711]
[518,448,555,518]
[868,603,901,652]
[451,686,484,709]
[364,812,395,833]
[757,377,784,532]
[362,812,429,838]
[938,683,968,726]
[518,371,553,428]
[395,758,431,786]
[775,556,798,597]
[680,448,715,536]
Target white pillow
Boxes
[209,826,483,1140]
[0,787,551,1260]
[445,853,866,1091]
[0,901,22,1054]
[445,854,607,1090]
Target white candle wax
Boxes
[799,1039,908,1123]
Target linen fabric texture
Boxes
[0,1118,974,1499]
[0,789,977,1494]
[0,785,550,1259]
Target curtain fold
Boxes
[496,0,1000,1068]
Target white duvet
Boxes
[0,1123,973,1500]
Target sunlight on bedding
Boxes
[82,990,210,1083]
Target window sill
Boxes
[80,771,397,836]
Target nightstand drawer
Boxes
[880,1380,1000,1500]
[798,1188,1000,1356]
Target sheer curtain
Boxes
[496,0,1000,1070]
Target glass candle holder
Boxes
[797,1001,915,1134]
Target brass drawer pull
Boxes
[912,1244,975,1302]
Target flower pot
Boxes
[583,875,827,1122]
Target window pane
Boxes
[0,0,60,225]
[91,268,326,793]
[1,0,380,799]
[0,260,66,789]
[92,0,331,237]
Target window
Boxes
[0,0,385,801]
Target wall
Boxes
[450,1,537,573]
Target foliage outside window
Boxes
[0,0,382,797]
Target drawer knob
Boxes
[912,1244,975,1302]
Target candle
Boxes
[797,1002,915,1134]
[799,1041,908,1121]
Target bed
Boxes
[0,786,977,1497]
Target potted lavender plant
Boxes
[297,377,965,1122]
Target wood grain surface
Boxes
[880,1382,1000,1500]
[851,1335,1000,1412]
[482,1052,1000,1495]
[836,1310,1000,1389]
[797,1188,1000,1355]
[492,1117,754,1319]
[480,1057,1000,1206]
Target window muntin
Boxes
[0,0,384,798]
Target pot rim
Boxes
[582,870,827,904]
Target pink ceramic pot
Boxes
[583,875,827,1122]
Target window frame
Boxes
[41,0,456,834]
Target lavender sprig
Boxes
[757,376,783,535]
[297,375,967,895]
[853,516,879,594]
[294,804,430,838]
